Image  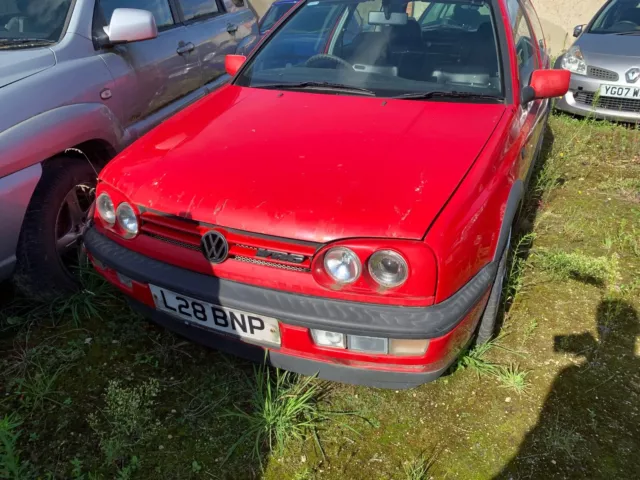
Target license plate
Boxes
[149,285,281,346]
[600,84,640,99]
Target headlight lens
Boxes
[96,193,115,225]
[368,250,408,288]
[561,45,587,75]
[324,247,361,284]
[116,202,139,237]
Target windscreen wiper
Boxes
[258,81,376,96]
[615,30,640,35]
[392,91,504,102]
[0,38,55,47]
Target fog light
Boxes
[311,329,346,349]
[116,272,133,288]
[389,339,429,356]
[348,335,388,354]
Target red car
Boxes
[85,0,569,389]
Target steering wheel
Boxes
[305,54,353,70]
[612,20,639,30]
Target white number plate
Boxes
[149,285,281,346]
[600,84,640,99]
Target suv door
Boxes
[94,0,203,137]
[177,0,256,91]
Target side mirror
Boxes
[104,8,158,44]
[521,69,571,104]
[225,54,247,76]
[573,24,584,38]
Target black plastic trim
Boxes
[494,180,523,262]
[85,227,495,339]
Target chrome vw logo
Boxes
[625,67,640,84]
[201,231,229,264]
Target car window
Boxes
[236,0,504,100]
[1,0,73,42]
[179,0,220,21]
[99,0,175,29]
[419,2,490,30]
[260,3,295,32]
[521,0,546,51]
[589,0,640,34]
[222,0,246,13]
[513,8,539,88]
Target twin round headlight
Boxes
[96,193,139,238]
[324,247,408,288]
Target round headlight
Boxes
[96,193,115,225]
[324,247,361,284]
[368,250,408,288]
[116,202,139,238]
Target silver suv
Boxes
[0,0,256,299]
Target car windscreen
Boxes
[260,3,296,33]
[0,0,72,46]
[235,0,504,100]
[589,0,640,34]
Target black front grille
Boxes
[587,66,619,81]
[574,92,640,113]
[143,231,201,251]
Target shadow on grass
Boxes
[494,298,640,479]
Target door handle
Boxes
[227,23,238,35]
[176,42,195,55]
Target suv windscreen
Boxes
[0,0,72,45]
[235,0,503,99]
[589,0,640,34]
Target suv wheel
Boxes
[14,156,97,301]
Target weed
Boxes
[225,365,342,463]
[523,318,538,342]
[15,365,64,411]
[88,379,160,464]
[504,233,536,307]
[535,249,619,286]
[540,416,584,461]
[496,364,530,395]
[50,265,120,326]
[403,451,438,480]
[0,414,32,479]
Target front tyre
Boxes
[475,234,510,345]
[14,157,97,301]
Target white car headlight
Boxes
[96,193,115,225]
[561,45,587,75]
[116,202,139,238]
[324,247,361,284]
[368,250,408,288]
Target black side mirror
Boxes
[573,25,584,38]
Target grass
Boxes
[1,113,639,478]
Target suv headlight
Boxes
[116,202,139,238]
[368,250,408,288]
[324,247,361,284]
[561,45,587,75]
[96,193,115,225]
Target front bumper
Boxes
[554,72,640,123]
[84,227,493,388]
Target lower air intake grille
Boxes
[574,92,640,113]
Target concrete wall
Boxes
[532,0,605,56]
[246,0,607,56]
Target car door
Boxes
[95,0,203,137]
[176,0,256,92]
[512,3,543,186]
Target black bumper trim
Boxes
[129,300,448,389]
[85,227,495,339]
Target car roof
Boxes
[272,0,298,4]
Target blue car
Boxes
[236,0,298,55]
